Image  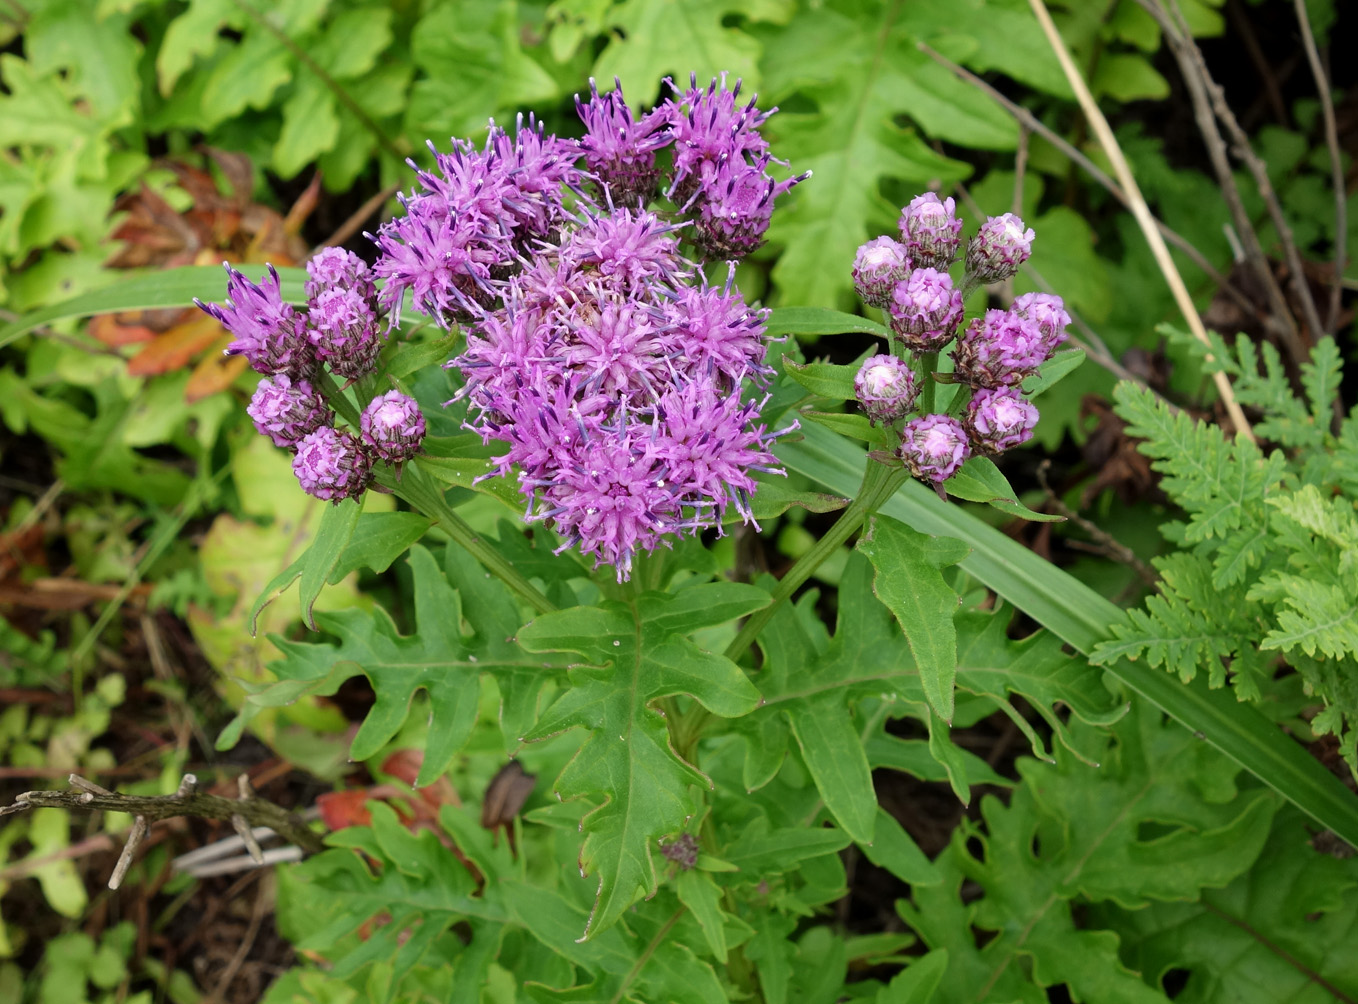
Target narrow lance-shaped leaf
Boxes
[517,583,767,939]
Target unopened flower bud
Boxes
[247,374,331,448]
[888,268,964,352]
[852,237,911,308]
[899,414,970,483]
[293,427,372,502]
[198,263,311,377]
[306,247,376,304]
[360,390,426,464]
[854,354,918,426]
[308,286,382,380]
[898,193,963,271]
[953,309,1050,387]
[1011,292,1070,354]
[964,386,1039,454]
[965,213,1034,284]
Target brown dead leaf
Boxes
[127,313,225,377]
[89,313,156,347]
[185,341,249,403]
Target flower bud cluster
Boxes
[847,195,1068,485]
[199,248,426,502]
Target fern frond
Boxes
[1300,337,1342,430]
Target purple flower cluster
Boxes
[200,248,427,503]
[576,74,809,261]
[847,194,1071,484]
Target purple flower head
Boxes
[964,386,1039,454]
[308,285,381,380]
[898,193,963,271]
[1012,292,1070,353]
[560,299,667,401]
[854,354,918,426]
[965,213,1034,285]
[360,390,426,465]
[658,263,771,389]
[888,267,964,352]
[197,263,310,376]
[692,156,808,261]
[370,193,504,327]
[306,247,375,304]
[660,834,699,871]
[899,414,970,483]
[490,114,584,240]
[525,416,679,581]
[292,426,372,502]
[652,379,786,529]
[852,237,911,309]
[953,308,1049,387]
[561,207,687,292]
[421,138,518,226]
[246,374,331,448]
[575,78,672,207]
[664,73,773,203]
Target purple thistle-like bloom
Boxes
[306,247,375,303]
[1012,292,1071,353]
[692,156,807,261]
[854,354,918,426]
[652,380,786,528]
[899,414,970,483]
[964,386,1039,454]
[898,193,963,271]
[966,213,1034,285]
[888,267,964,352]
[490,114,584,241]
[197,263,310,376]
[852,237,911,309]
[370,194,504,327]
[246,374,331,448]
[658,264,771,389]
[953,308,1051,387]
[575,77,671,206]
[308,285,381,380]
[560,299,667,401]
[292,426,372,502]
[665,73,773,204]
[561,207,686,292]
[360,390,426,464]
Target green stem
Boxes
[382,463,557,615]
[918,350,938,415]
[609,907,687,1004]
[315,370,363,429]
[723,460,906,667]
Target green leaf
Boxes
[765,306,892,340]
[877,949,949,1004]
[777,419,1358,854]
[25,0,141,122]
[273,75,341,178]
[734,476,849,523]
[592,0,789,104]
[296,498,362,630]
[199,31,293,129]
[1022,347,1086,397]
[518,584,766,937]
[800,410,891,446]
[0,264,309,349]
[943,456,1063,522]
[676,870,729,962]
[238,544,558,782]
[782,358,861,402]
[329,511,433,582]
[860,807,942,887]
[857,514,969,722]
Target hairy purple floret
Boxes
[899,414,970,483]
[854,354,918,426]
[966,213,1034,284]
[247,374,331,448]
[853,237,911,309]
[561,207,687,292]
[306,247,375,303]
[953,308,1050,387]
[575,77,672,207]
[898,193,963,271]
[692,156,808,261]
[489,114,584,240]
[1012,292,1071,353]
[888,267,964,352]
[658,263,772,389]
[308,284,381,380]
[360,390,426,464]
[197,263,309,376]
[664,73,773,204]
[292,426,372,502]
[370,194,504,327]
[964,386,1039,454]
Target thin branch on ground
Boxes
[1293,0,1347,334]
[1030,0,1255,442]
[1037,461,1158,587]
[315,182,402,252]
